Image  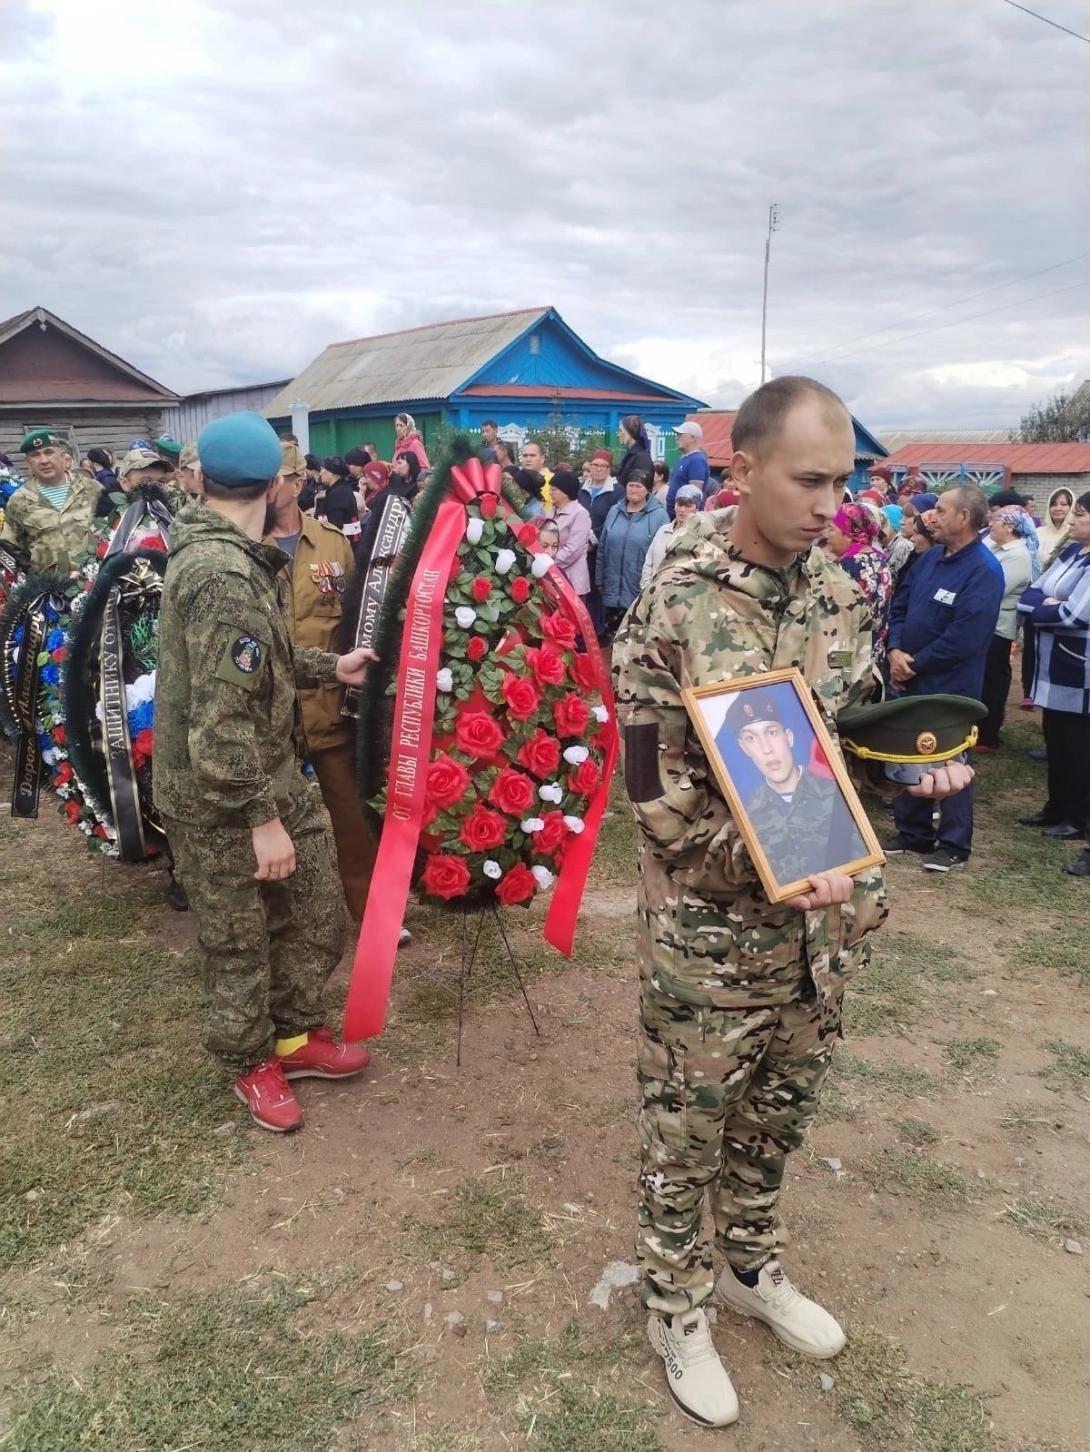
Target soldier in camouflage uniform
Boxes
[728,694,867,888]
[0,427,101,573]
[613,377,974,1428]
[154,411,376,1134]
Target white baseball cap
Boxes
[674,421,703,441]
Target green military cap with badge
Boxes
[20,427,66,454]
[153,434,182,464]
[838,694,986,785]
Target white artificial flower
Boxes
[41,747,57,766]
[531,554,553,578]
[563,745,589,766]
[435,667,453,693]
[454,606,477,629]
[125,671,156,710]
[465,517,484,545]
[483,859,503,880]
[563,815,585,835]
[592,704,610,724]
[538,782,563,804]
[531,865,555,891]
[521,817,546,833]
[494,548,517,575]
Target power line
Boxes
[792,250,1090,363]
[807,279,1090,365]
[1000,0,1090,43]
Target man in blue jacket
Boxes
[885,484,1003,872]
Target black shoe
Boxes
[1018,810,1053,827]
[1042,823,1082,840]
[1027,749,1048,763]
[882,832,933,856]
[1064,855,1090,878]
[165,875,190,912]
[923,847,967,873]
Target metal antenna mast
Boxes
[760,203,781,384]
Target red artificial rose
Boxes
[553,692,589,737]
[501,674,540,722]
[421,853,472,901]
[570,651,597,692]
[516,523,539,549]
[526,645,566,687]
[480,492,498,518]
[65,800,81,824]
[517,728,561,779]
[55,761,73,786]
[509,576,531,604]
[51,647,67,664]
[495,862,537,906]
[93,824,108,839]
[52,726,66,746]
[569,757,601,795]
[459,804,508,852]
[95,538,109,559]
[454,711,506,759]
[533,810,569,855]
[470,576,493,602]
[592,726,612,754]
[467,635,488,662]
[489,767,536,816]
[141,534,167,552]
[541,612,577,649]
[132,728,155,769]
[426,753,472,809]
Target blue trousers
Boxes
[893,779,976,859]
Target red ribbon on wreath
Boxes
[341,457,618,1042]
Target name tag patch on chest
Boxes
[310,561,345,595]
[933,588,957,605]
[828,649,853,668]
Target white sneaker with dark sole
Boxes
[714,1261,846,1359]
[647,1308,739,1427]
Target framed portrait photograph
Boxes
[681,667,885,903]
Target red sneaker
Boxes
[277,1025,370,1081]
[234,1058,304,1133]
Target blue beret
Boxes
[197,411,282,487]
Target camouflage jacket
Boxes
[153,503,339,829]
[612,512,888,1007]
[745,768,868,892]
[0,474,101,573]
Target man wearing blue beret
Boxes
[153,412,376,1133]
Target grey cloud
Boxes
[0,0,1086,428]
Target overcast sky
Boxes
[3,0,1088,429]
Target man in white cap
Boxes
[667,421,710,516]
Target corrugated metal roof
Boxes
[686,410,738,467]
[886,441,1090,473]
[879,428,1016,451]
[264,308,548,416]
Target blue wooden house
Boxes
[264,307,704,461]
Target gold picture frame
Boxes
[681,667,885,903]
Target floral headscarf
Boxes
[995,506,1030,537]
[833,502,881,559]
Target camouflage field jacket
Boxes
[154,504,339,829]
[613,512,888,1006]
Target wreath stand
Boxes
[453,902,542,1066]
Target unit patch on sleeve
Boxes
[216,631,266,690]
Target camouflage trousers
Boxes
[163,789,346,1074]
[636,975,843,1316]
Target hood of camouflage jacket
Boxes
[168,501,288,575]
[656,507,831,603]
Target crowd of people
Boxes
[3,379,1088,1433]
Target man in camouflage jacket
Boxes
[0,428,101,573]
[613,378,973,1429]
[154,411,375,1135]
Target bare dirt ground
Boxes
[1,713,1087,1452]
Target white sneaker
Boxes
[714,1260,845,1359]
[647,1308,739,1427]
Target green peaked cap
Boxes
[838,694,986,764]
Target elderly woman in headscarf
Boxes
[392,413,430,471]
[976,506,1034,750]
[823,500,894,660]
